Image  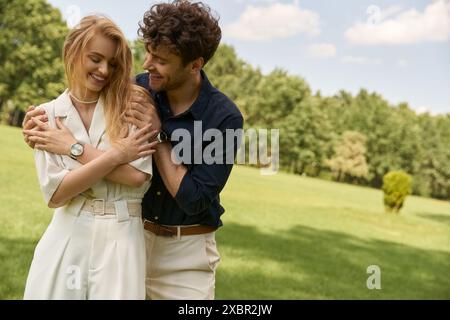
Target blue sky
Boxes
[47,0,450,114]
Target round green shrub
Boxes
[382,171,412,213]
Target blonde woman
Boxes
[22,15,158,299]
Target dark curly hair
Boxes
[138,0,221,66]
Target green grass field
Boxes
[1,124,449,299]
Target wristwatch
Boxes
[156,131,169,143]
[69,142,84,160]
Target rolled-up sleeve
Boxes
[129,156,153,176]
[175,115,244,215]
[34,149,70,206]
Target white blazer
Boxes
[34,89,152,217]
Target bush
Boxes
[382,171,412,213]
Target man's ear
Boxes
[190,57,204,73]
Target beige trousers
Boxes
[144,230,221,300]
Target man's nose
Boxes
[143,54,155,71]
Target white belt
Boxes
[82,199,142,218]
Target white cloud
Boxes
[340,56,382,65]
[345,0,450,45]
[366,5,404,25]
[307,43,337,59]
[224,2,320,42]
[379,5,404,20]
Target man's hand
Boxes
[125,87,161,131]
[23,117,77,155]
[22,105,48,148]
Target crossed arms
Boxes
[23,90,239,215]
[22,90,187,207]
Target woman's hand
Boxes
[23,117,77,155]
[111,123,159,164]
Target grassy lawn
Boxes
[1,124,449,299]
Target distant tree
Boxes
[248,69,310,128]
[281,96,333,175]
[326,131,369,183]
[130,39,146,77]
[205,44,245,84]
[416,113,450,199]
[348,90,398,187]
[0,0,68,126]
[393,104,423,175]
[205,44,262,123]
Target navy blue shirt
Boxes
[135,70,243,228]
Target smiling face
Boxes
[74,33,118,98]
[142,44,191,93]
[62,15,133,143]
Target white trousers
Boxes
[144,230,221,300]
[24,210,146,300]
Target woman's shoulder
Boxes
[36,100,56,115]
[36,90,70,116]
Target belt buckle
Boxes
[159,225,176,238]
[92,199,105,215]
[156,223,177,238]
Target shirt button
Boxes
[155,216,159,220]
[157,191,161,196]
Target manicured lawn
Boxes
[0,125,449,299]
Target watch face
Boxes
[71,143,83,156]
[158,131,168,142]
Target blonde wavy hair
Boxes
[63,15,134,142]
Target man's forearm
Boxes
[77,144,148,187]
[153,142,187,197]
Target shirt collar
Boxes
[54,89,106,147]
[53,89,72,117]
[188,70,213,120]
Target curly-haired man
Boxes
[131,0,243,299]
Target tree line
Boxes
[203,45,450,200]
[1,0,449,200]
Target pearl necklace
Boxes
[69,92,99,104]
